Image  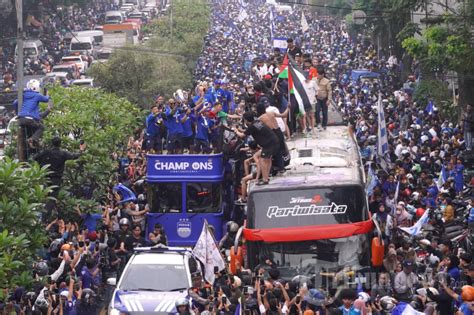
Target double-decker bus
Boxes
[145,154,226,246]
[232,123,376,287]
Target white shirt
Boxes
[266,106,286,132]
[302,79,318,104]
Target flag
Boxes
[278,54,289,79]
[377,94,389,156]
[399,209,430,236]
[301,12,309,33]
[237,8,248,22]
[288,57,310,115]
[234,298,242,315]
[424,100,434,115]
[394,179,400,203]
[192,220,226,284]
[436,164,447,189]
[269,8,275,39]
[366,164,378,197]
[391,302,425,315]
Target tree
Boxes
[90,0,210,106]
[402,0,474,108]
[42,86,141,212]
[0,158,53,289]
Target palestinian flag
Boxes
[278,54,289,79]
[288,57,309,115]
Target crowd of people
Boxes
[1,0,474,314]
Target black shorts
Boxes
[167,134,182,151]
[261,145,278,158]
[182,136,194,149]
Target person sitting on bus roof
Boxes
[232,111,279,185]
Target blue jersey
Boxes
[195,116,211,141]
[180,113,194,138]
[164,107,183,136]
[145,113,160,136]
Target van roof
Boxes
[71,36,93,43]
[23,40,43,47]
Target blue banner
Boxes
[146,154,224,182]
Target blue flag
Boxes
[377,94,389,156]
[366,164,378,197]
[424,100,434,115]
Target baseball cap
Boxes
[403,260,415,267]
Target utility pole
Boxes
[170,0,173,44]
[16,0,25,161]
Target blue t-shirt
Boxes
[164,107,183,136]
[180,113,194,138]
[145,113,160,136]
[81,213,102,232]
[195,116,211,141]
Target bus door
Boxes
[145,154,225,247]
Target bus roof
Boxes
[103,23,138,31]
[249,125,365,193]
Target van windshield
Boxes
[24,48,37,56]
[71,42,92,51]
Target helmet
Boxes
[35,298,48,310]
[26,79,41,92]
[34,261,49,277]
[227,221,239,233]
[358,292,370,303]
[49,238,64,253]
[119,218,130,226]
[379,296,397,311]
[81,288,97,304]
[416,208,425,218]
[175,297,190,308]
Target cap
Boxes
[403,260,415,267]
[60,291,69,298]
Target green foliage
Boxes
[0,158,52,289]
[413,80,455,121]
[44,86,140,209]
[90,0,210,107]
[402,24,474,75]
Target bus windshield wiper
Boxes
[170,287,188,292]
[129,288,161,291]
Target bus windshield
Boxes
[247,234,370,282]
[247,185,368,229]
[71,42,92,51]
[149,183,182,213]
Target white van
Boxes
[16,39,45,60]
[105,10,124,24]
[75,30,104,46]
[69,36,95,55]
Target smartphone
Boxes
[260,287,265,295]
[259,278,264,286]
[295,296,301,304]
[78,241,84,248]
[222,296,227,304]
[214,266,219,274]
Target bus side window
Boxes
[188,256,198,274]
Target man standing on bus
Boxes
[233,112,279,185]
[315,67,332,131]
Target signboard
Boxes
[146,154,224,182]
[248,186,367,229]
